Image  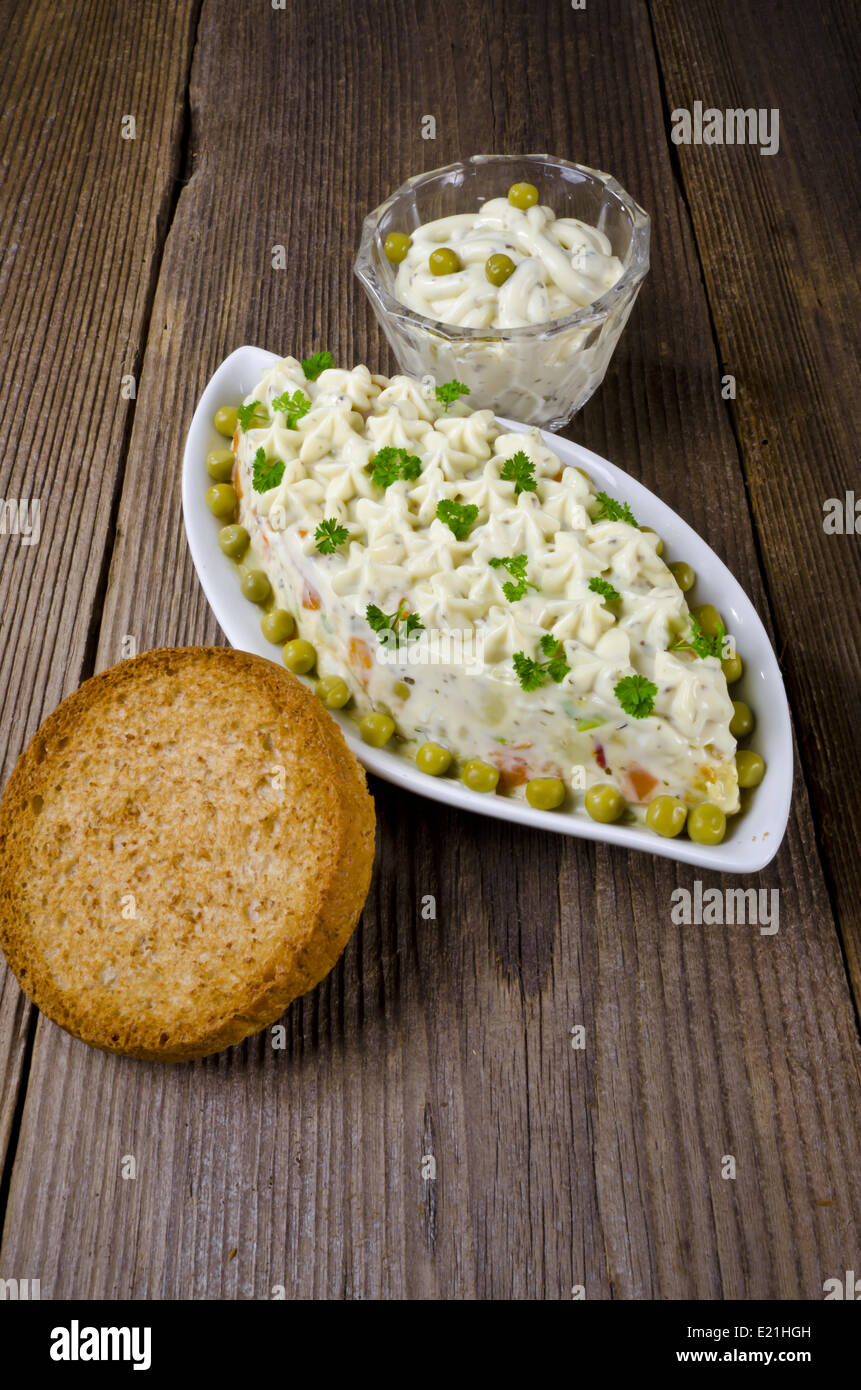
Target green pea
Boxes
[729,700,754,739]
[641,528,664,556]
[393,680,411,700]
[585,784,624,823]
[207,448,235,482]
[508,182,539,209]
[525,777,566,810]
[240,569,271,604]
[461,759,499,793]
[668,561,696,592]
[317,675,350,709]
[214,406,238,437]
[260,609,295,644]
[360,711,395,747]
[205,483,237,518]
[282,638,316,674]
[416,742,452,776]
[429,247,461,276]
[691,603,724,638]
[645,795,687,838]
[687,802,727,845]
[218,524,249,558]
[736,750,765,788]
[576,717,605,732]
[384,231,412,263]
[721,651,743,684]
[485,253,516,287]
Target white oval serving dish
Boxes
[182,346,792,872]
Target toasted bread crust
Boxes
[0,647,375,1060]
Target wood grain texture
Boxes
[0,0,859,1300]
[648,0,861,998]
[0,0,200,1172]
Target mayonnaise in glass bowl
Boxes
[354,155,650,430]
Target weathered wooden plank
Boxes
[0,0,200,1176]
[1,0,859,1300]
[648,0,861,999]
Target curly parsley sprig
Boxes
[237,400,269,432]
[271,389,311,429]
[489,554,539,602]
[499,450,537,496]
[366,601,425,643]
[592,490,639,527]
[588,576,621,603]
[301,351,334,380]
[369,446,422,489]
[435,379,470,412]
[252,448,285,493]
[614,674,657,719]
[436,499,478,540]
[314,518,349,554]
[512,634,570,691]
[668,615,727,660]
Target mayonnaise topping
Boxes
[394,198,624,330]
[232,359,739,819]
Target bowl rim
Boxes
[354,153,651,344]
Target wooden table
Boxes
[0,0,858,1300]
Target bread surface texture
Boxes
[0,646,375,1060]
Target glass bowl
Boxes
[354,154,650,430]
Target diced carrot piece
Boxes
[302,581,321,610]
[627,766,659,802]
[490,753,531,791]
[349,636,373,672]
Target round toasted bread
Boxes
[0,646,375,1061]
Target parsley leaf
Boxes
[512,635,570,691]
[314,517,349,555]
[365,604,390,634]
[434,379,470,412]
[588,576,621,603]
[301,350,334,380]
[271,389,312,428]
[499,449,537,496]
[366,600,424,642]
[538,633,571,683]
[252,447,285,493]
[512,653,545,692]
[489,554,539,602]
[668,616,726,660]
[436,499,479,540]
[237,400,268,432]
[592,490,639,527]
[369,446,422,489]
[501,579,526,602]
[614,674,657,719]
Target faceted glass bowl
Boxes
[354,154,650,429]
